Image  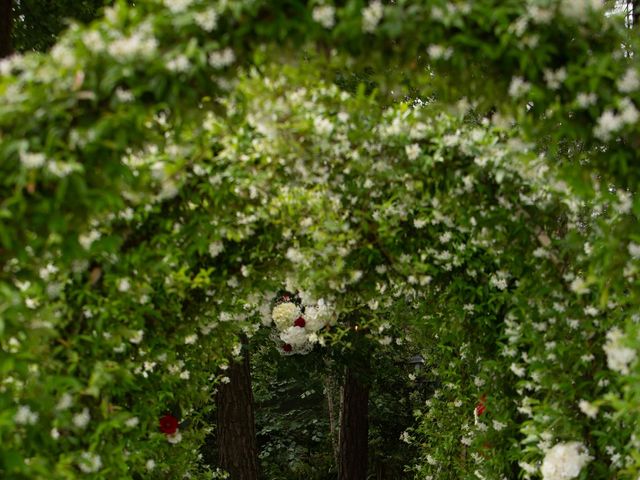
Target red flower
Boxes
[159,414,179,435]
[475,394,487,416]
[294,316,306,328]
[283,343,292,352]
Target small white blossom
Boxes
[194,9,218,31]
[72,408,91,429]
[14,405,38,425]
[405,143,421,160]
[164,0,193,13]
[208,48,235,69]
[594,109,623,141]
[20,151,46,169]
[130,329,144,344]
[427,44,453,60]
[578,400,598,419]
[508,76,531,98]
[541,442,592,480]
[117,278,131,292]
[78,452,102,474]
[125,416,140,428]
[56,393,73,411]
[576,92,597,108]
[208,241,224,258]
[543,68,567,90]
[312,5,336,29]
[603,327,637,375]
[510,363,526,377]
[618,68,639,93]
[362,1,384,32]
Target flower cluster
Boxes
[269,293,334,355]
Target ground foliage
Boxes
[0,1,639,479]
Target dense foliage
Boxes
[1,0,639,479]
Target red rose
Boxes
[283,343,292,352]
[475,394,487,416]
[159,414,179,435]
[294,316,306,328]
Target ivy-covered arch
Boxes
[1,1,639,478]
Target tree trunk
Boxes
[0,0,11,58]
[216,340,259,480]
[633,0,640,27]
[338,366,369,480]
[324,373,340,467]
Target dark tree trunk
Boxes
[216,341,259,480]
[633,0,640,27]
[0,0,11,58]
[338,366,370,480]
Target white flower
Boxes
[405,143,421,160]
[576,92,597,108]
[510,363,526,377]
[20,151,46,169]
[117,278,131,292]
[208,48,235,69]
[280,326,308,348]
[560,0,603,21]
[619,97,639,125]
[51,427,61,440]
[313,116,334,136]
[603,327,637,375]
[108,33,158,60]
[79,230,101,249]
[271,302,301,330]
[180,370,191,380]
[164,0,193,13]
[362,1,384,33]
[312,5,336,29]
[508,76,531,98]
[115,87,134,102]
[286,247,305,264]
[543,68,567,90]
[578,400,598,419]
[541,442,592,480]
[184,334,198,345]
[194,9,218,31]
[167,431,183,444]
[125,416,140,428]
[379,335,392,345]
[427,44,452,60]
[130,329,144,344]
[618,68,639,93]
[78,452,102,473]
[413,218,427,229]
[73,408,91,429]
[490,271,509,291]
[14,405,38,425]
[146,459,156,471]
[628,242,640,259]
[492,420,506,431]
[56,393,73,411]
[305,302,333,331]
[594,109,623,141]
[166,54,190,72]
[208,241,224,258]
[569,276,589,295]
